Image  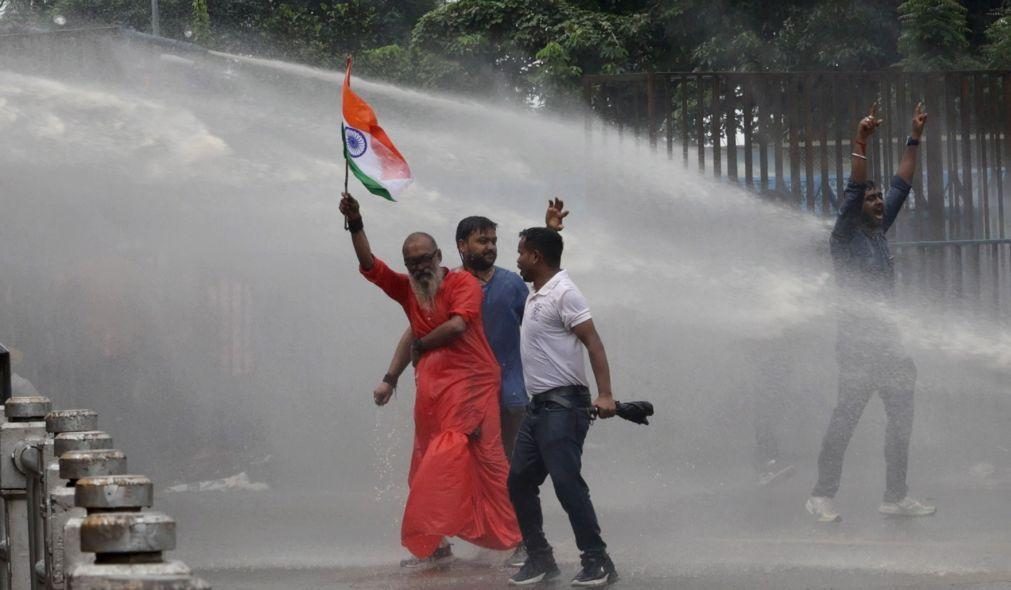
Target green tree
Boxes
[688,0,899,71]
[897,0,979,69]
[191,0,210,43]
[983,3,1011,68]
[410,0,660,105]
[775,1,898,70]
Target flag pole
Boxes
[343,155,349,230]
[342,54,353,230]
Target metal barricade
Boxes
[0,396,209,589]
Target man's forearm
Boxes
[586,337,613,398]
[896,144,919,185]
[350,228,375,270]
[416,316,467,352]
[850,135,869,183]
[386,327,413,379]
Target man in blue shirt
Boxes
[806,103,935,523]
[452,215,533,448]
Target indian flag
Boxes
[341,58,413,201]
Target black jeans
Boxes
[507,386,607,561]
[813,347,916,503]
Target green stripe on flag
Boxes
[347,153,394,201]
[343,125,395,202]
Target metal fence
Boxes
[583,71,1011,319]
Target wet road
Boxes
[159,465,1011,589]
[200,563,1011,590]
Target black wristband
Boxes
[382,373,398,388]
[346,216,364,234]
[411,338,424,354]
[906,136,920,146]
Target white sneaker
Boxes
[806,496,842,523]
[879,496,936,517]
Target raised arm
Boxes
[896,103,927,185]
[373,326,413,406]
[339,192,374,271]
[833,105,882,243]
[572,319,616,419]
[850,102,881,185]
[883,104,927,232]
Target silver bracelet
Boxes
[850,152,867,160]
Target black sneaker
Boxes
[508,555,560,586]
[399,543,452,568]
[570,555,617,587]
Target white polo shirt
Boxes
[520,269,592,395]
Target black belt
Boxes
[530,386,591,410]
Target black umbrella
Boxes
[590,400,654,425]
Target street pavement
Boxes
[159,464,1011,589]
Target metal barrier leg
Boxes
[1,397,51,590]
[0,497,10,590]
[67,476,209,589]
[43,412,104,590]
[48,445,110,590]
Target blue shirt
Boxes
[830,175,911,352]
[830,175,911,300]
[481,266,529,408]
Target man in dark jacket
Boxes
[806,103,936,523]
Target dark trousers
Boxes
[507,387,606,561]
[813,350,916,503]
[501,405,526,462]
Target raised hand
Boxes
[339,192,361,220]
[545,197,570,231]
[911,102,928,139]
[857,102,883,142]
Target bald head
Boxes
[401,231,443,304]
[403,232,438,253]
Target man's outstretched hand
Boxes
[545,197,570,231]
[339,192,361,220]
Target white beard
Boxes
[410,271,442,309]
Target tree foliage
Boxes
[406,0,658,104]
[191,0,210,43]
[897,0,979,69]
[983,3,1011,68]
[7,0,1009,106]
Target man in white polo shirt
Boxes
[507,227,618,588]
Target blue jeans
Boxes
[507,386,607,561]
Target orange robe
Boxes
[362,258,521,557]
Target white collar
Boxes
[531,269,568,297]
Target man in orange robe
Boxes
[339,193,521,561]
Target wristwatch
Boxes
[906,136,920,146]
